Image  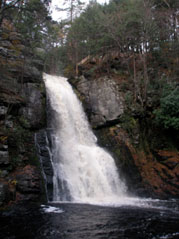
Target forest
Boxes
[1,1,179,235]
[0,0,178,130]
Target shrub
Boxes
[154,87,179,130]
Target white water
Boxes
[44,74,128,204]
[41,205,64,214]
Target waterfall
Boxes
[43,74,127,204]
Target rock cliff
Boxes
[71,54,179,199]
[0,21,46,207]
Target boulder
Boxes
[0,151,9,165]
[0,105,8,116]
[0,40,13,48]
[76,76,124,127]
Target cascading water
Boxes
[1,80,178,239]
[43,73,127,204]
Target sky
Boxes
[51,0,109,21]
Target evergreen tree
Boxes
[0,0,22,26]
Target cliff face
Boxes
[71,54,179,199]
[0,21,46,207]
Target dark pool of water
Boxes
[0,200,179,239]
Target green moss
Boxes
[120,114,137,134]
[28,155,40,167]
[124,91,133,106]
[86,66,98,76]
[18,116,31,129]
[12,125,26,143]
[115,148,121,157]
[10,157,22,168]
[74,88,85,102]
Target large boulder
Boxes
[76,76,124,127]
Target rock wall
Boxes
[75,76,124,127]
[0,23,46,207]
[72,58,179,199]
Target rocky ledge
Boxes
[0,21,46,207]
[72,54,179,199]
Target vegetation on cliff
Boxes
[0,0,54,206]
[60,0,179,198]
[0,0,179,202]
[53,0,179,131]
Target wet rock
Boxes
[23,66,42,83]
[0,87,25,105]
[0,25,46,207]
[95,127,143,196]
[162,160,178,170]
[156,151,179,170]
[0,170,8,178]
[7,135,17,148]
[0,105,8,116]
[0,183,9,206]
[16,165,41,200]
[20,83,45,129]
[32,59,44,71]
[0,151,9,165]
[0,40,13,48]
[0,46,18,58]
[19,144,25,154]
[0,143,8,150]
[5,119,13,128]
[0,46,8,56]
[36,130,53,201]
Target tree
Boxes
[56,0,85,24]
[154,86,179,130]
[0,0,23,26]
[15,0,52,48]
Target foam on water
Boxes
[41,205,64,213]
[156,232,179,239]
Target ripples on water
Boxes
[0,199,179,239]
